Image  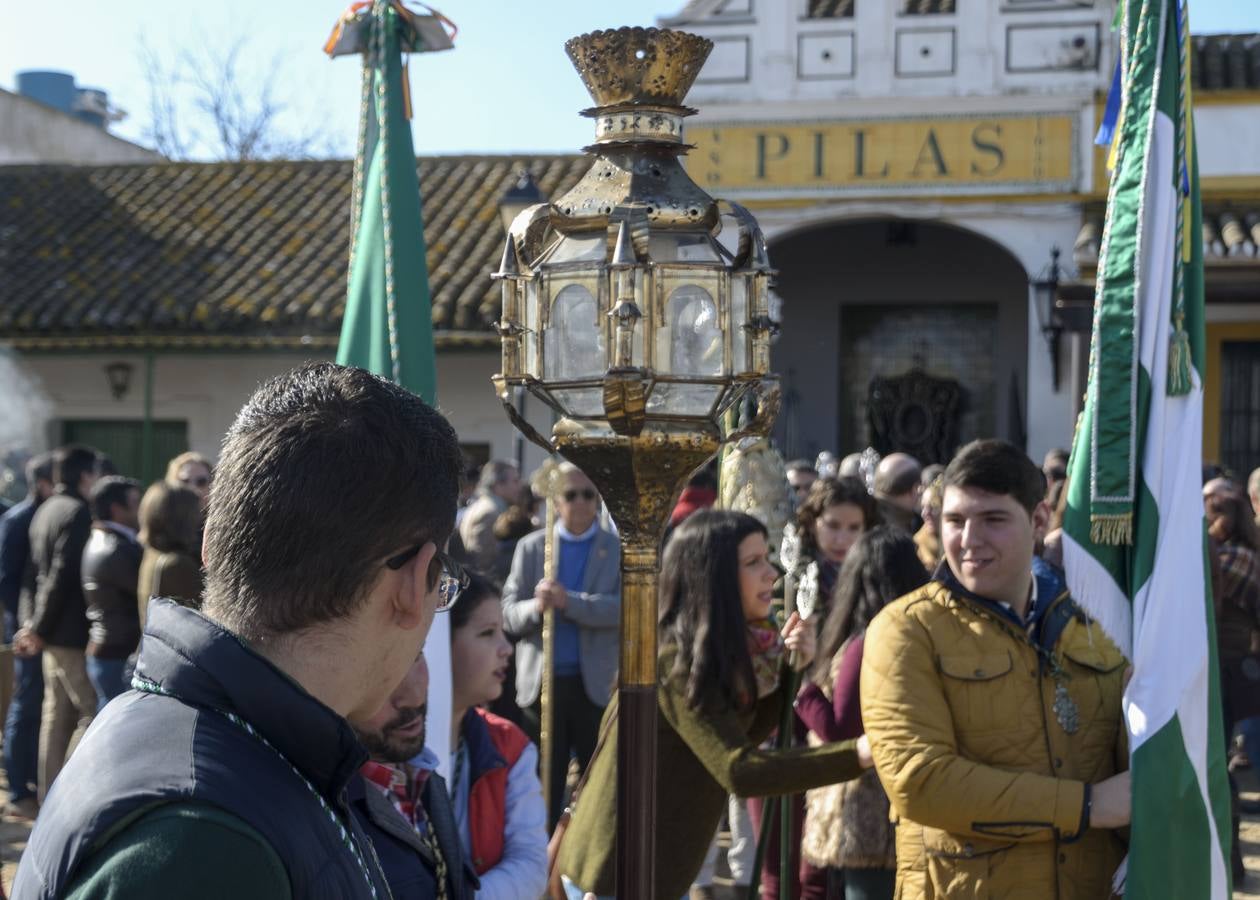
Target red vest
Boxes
[465,709,530,875]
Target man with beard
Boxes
[350,651,477,900]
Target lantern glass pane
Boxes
[548,234,606,264]
[523,279,540,377]
[648,233,723,263]
[664,284,722,376]
[545,284,604,379]
[730,275,748,374]
[647,382,723,417]
[550,386,605,418]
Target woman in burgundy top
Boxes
[795,527,929,900]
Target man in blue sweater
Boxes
[502,463,621,830]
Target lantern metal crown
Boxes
[492,26,780,453]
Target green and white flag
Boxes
[328,0,455,773]
[1062,0,1231,896]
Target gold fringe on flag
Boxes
[1091,513,1133,546]
[1167,313,1192,396]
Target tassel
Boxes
[1167,315,1192,396]
[1091,513,1133,546]
[401,56,413,119]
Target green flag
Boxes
[1062,1,1230,896]
[335,0,437,403]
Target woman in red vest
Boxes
[448,572,548,899]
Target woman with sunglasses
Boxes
[164,451,213,511]
[555,509,872,900]
[445,571,548,900]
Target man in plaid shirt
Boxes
[349,652,477,900]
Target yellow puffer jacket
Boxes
[861,578,1128,900]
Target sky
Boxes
[3,0,1259,160]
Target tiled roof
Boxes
[0,155,588,350]
[1193,33,1260,90]
[1074,206,1260,269]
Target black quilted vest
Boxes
[12,598,392,900]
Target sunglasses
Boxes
[563,488,597,503]
[181,476,211,488]
[384,546,469,613]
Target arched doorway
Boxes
[770,217,1029,463]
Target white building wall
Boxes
[1195,105,1260,179]
[8,349,538,470]
[0,90,160,166]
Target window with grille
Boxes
[1220,341,1260,479]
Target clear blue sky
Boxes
[3,0,1258,160]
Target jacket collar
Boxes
[135,598,367,798]
[460,708,507,782]
[348,774,435,861]
[932,561,1069,638]
[95,520,139,544]
[52,484,87,504]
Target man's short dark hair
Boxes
[785,459,818,476]
[53,445,99,491]
[943,439,1045,515]
[203,363,463,642]
[24,452,53,493]
[90,476,140,522]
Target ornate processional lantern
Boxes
[491,26,780,896]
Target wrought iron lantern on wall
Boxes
[490,25,780,898]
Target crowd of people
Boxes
[0,361,1254,899]
[0,447,211,817]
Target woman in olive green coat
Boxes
[557,510,871,899]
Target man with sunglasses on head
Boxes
[14,363,464,900]
[502,463,621,831]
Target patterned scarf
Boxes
[360,760,429,829]
[747,617,785,700]
[360,759,449,899]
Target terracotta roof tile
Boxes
[0,155,588,348]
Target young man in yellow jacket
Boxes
[861,439,1131,900]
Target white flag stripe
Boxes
[1128,108,1228,895]
[1061,531,1133,659]
[423,613,453,778]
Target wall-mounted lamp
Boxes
[104,361,134,400]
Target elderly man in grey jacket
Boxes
[501,463,620,830]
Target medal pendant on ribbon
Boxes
[1053,681,1080,734]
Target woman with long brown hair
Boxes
[796,528,930,899]
[555,510,870,900]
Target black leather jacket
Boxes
[28,488,92,648]
[81,523,142,658]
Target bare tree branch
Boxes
[137,31,327,161]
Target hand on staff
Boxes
[856,734,875,770]
[12,628,43,657]
[782,611,815,670]
[535,578,568,614]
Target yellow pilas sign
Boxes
[685,114,1076,194]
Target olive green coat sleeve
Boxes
[657,670,865,798]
